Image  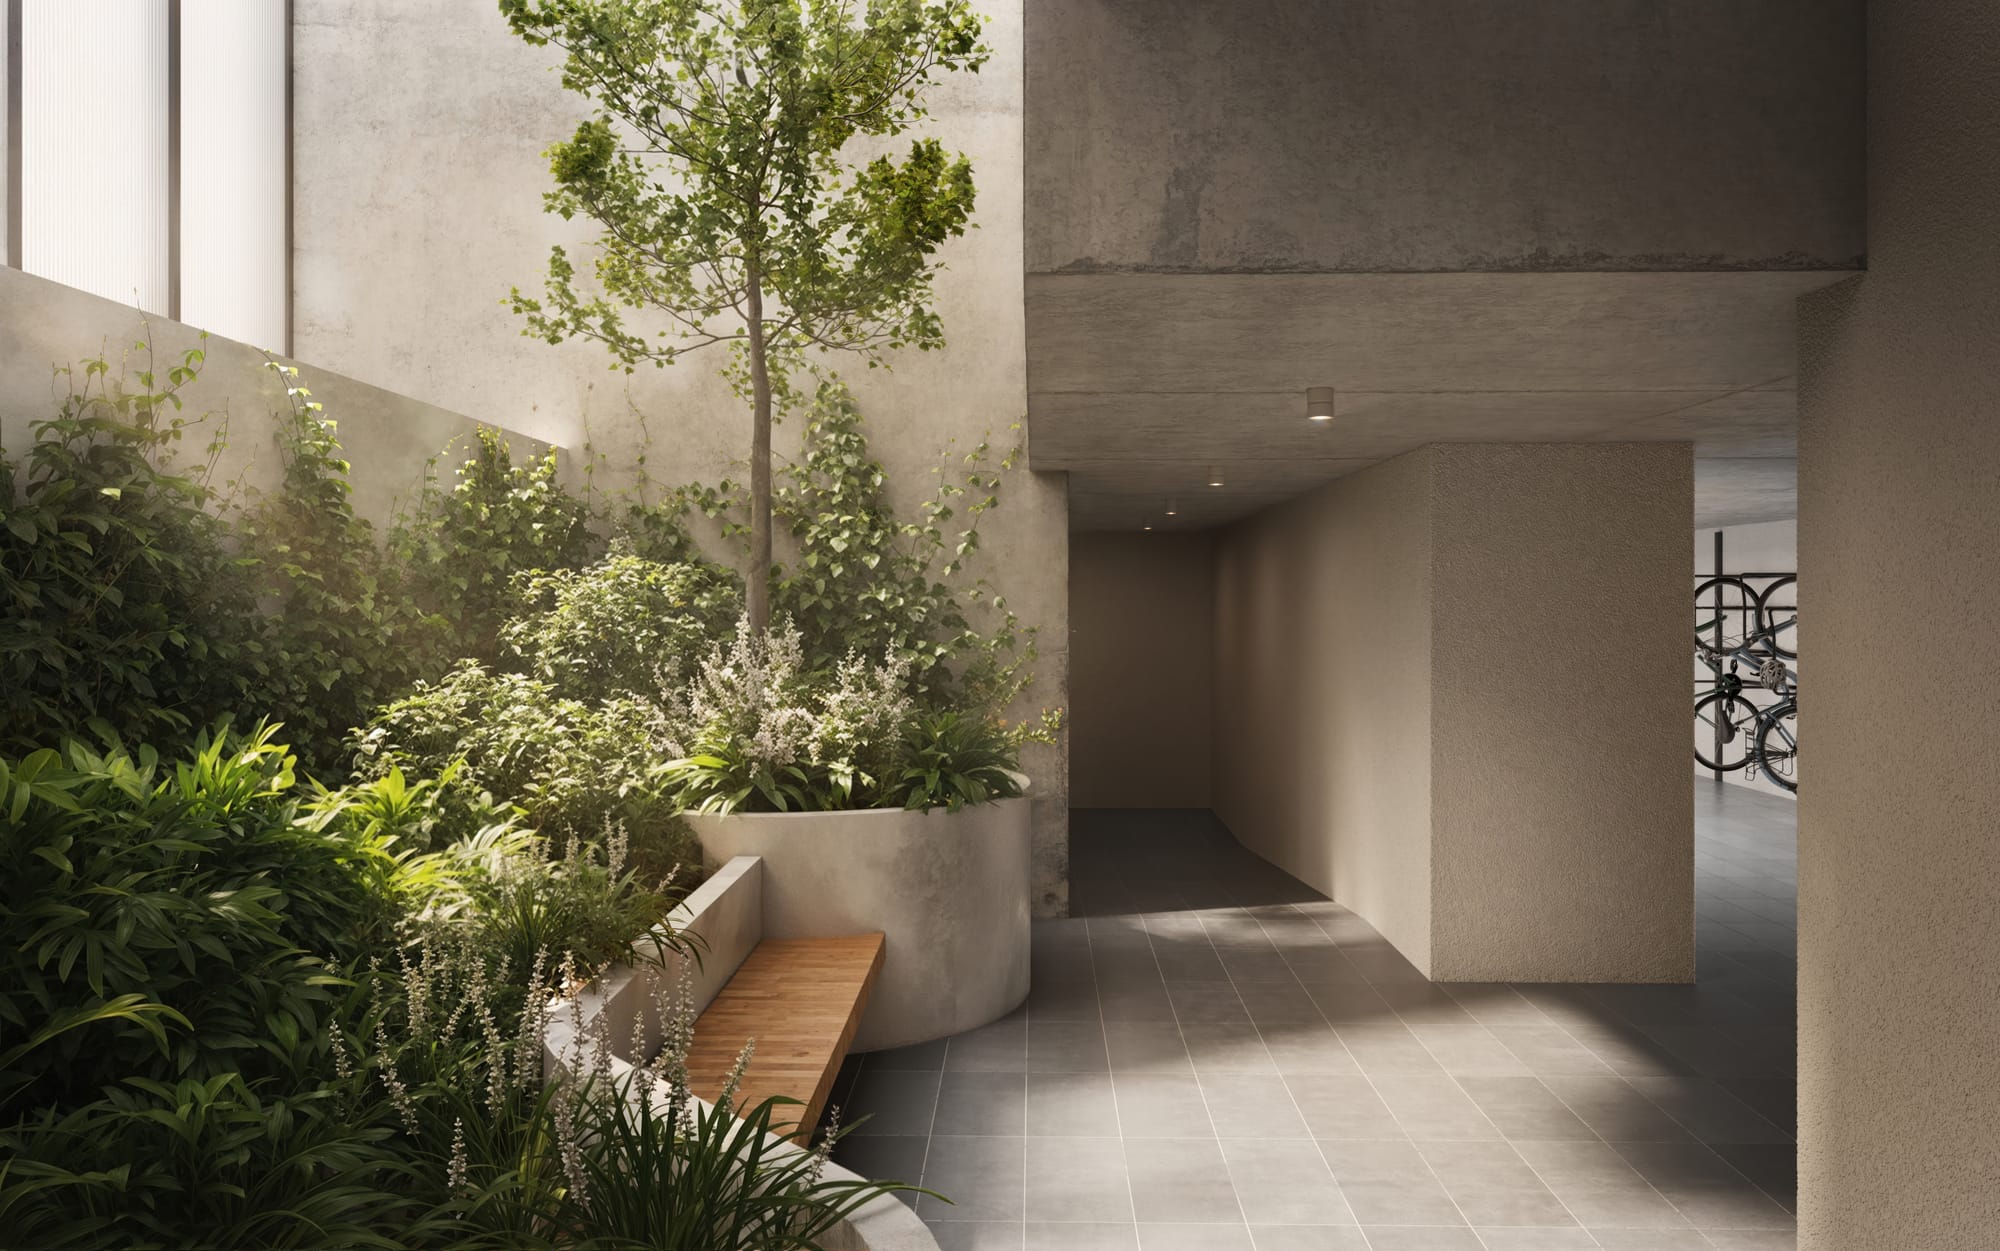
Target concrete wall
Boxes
[290,1,1073,914]
[1694,518,1799,799]
[1215,450,1434,969]
[0,266,511,527]
[1215,443,1693,982]
[1796,3,2000,1245]
[1428,444,1693,983]
[1027,0,1864,274]
[1069,531,1214,809]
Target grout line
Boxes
[1136,896,1257,1247]
[1084,909,1144,1244]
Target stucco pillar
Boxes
[1425,443,1694,982]
[1795,4,2000,1245]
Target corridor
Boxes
[831,783,1798,1250]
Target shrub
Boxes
[390,428,593,665]
[503,547,739,702]
[0,345,260,759]
[655,615,1054,815]
[353,662,696,882]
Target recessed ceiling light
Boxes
[1165,499,1179,516]
[1207,466,1225,487]
[1143,524,1153,531]
[1307,386,1336,422]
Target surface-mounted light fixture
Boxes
[1307,387,1337,422]
[1207,465,1225,487]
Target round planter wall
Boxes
[686,794,1032,1052]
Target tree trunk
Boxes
[745,263,773,635]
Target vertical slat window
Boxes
[20,0,171,314]
[180,0,286,349]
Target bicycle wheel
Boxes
[1694,690,1761,772]
[1756,701,1799,793]
[1694,575,1760,661]
[1756,575,1798,660]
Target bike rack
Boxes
[1699,528,1797,785]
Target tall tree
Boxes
[502,0,988,633]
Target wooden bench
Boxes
[685,932,885,1144]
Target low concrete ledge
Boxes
[543,854,939,1251]
[687,791,1033,1051]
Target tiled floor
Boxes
[828,781,1798,1251]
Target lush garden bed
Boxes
[0,1,1040,1243]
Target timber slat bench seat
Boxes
[686,932,886,1144]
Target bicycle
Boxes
[1694,575,1798,793]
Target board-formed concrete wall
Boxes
[1028,0,1864,275]
[1214,443,1693,981]
[1069,532,1215,809]
[0,266,515,527]
[291,0,1072,914]
[1795,3,2000,1245]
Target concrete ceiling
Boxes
[1027,271,1842,533]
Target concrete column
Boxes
[1214,442,1693,982]
[1795,3,2000,1245]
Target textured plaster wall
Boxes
[1214,451,1434,971]
[0,266,517,527]
[290,1,1073,913]
[1215,444,1692,981]
[1428,444,1693,982]
[1026,0,1863,275]
[1068,532,1214,809]
[1795,2,2000,1245]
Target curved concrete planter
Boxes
[687,792,1033,1051]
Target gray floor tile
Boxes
[831,1132,929,1201]
[1473,1230,1600,1250]
[1414,1139,1577,1227]
[1106,1019,1195,1075]
[1027,1136,1135,1222]
[1031,1017,1112,1072]
[1123,1138,1244,1222]
[1369,1074,1503,1140]
[1486,1025,1620,1077]
[866,1038,949,1070]
[1183,1022,1279,1074]
[1627,1076,1794,1144]
[1111,1070,1214,1137]
[1028,1070,1120,1136]
[1218,1138,1354,1225]
[1256,1021,1361,1075]
[918,1135,1025,1221]
[1511,1138,1690,1229]
[1354,1227,1481,1250]
[1286,1075,1407,1139]
[947,1013,1029,1072]
[1407,1025,1534,1076]
[1612,1142,1797,1230]
[1454,1075,1596,1140]
[1028,975,1103,1021]
[925,1219,1022,1250]
[1587,1233,1717,1251]
[1542,1075,1696,1142]
[1300,983,1396,1024]
[1315,1140,1462,1225]
[1197,1073,1313,1138]
[848,1068,942,1137]
[934,1070,1027,1136]
[1248,1228,1370,1250]
[1135,1225,1255,1251]
[1168,981,1251,1024]
[1028,1222,1142,1250]
[1335,1024,1449,1075]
